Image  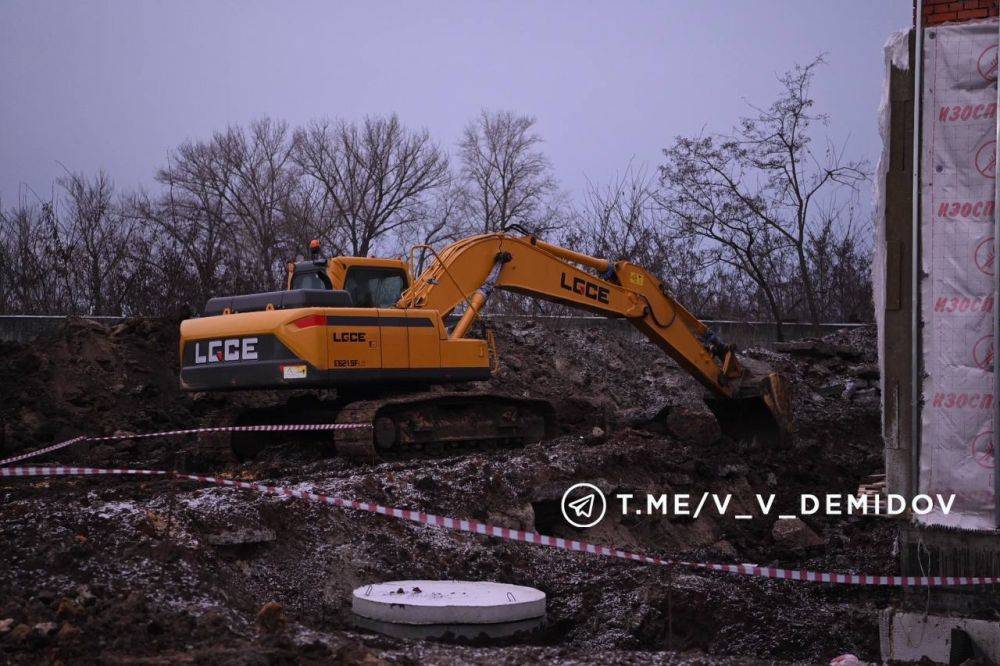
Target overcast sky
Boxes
[1,0,910,207]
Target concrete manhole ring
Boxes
[352,580,546,625]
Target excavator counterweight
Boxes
[179,233,792,460]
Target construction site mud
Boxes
[0,317,894,664]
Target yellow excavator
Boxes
[179,233,791,460]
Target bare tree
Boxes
[660,57,867,332]
[293,114,449,257]
[570,161,665,269]
[397,179,473,276]
[57,171,140,315]
[558,164,705,318]
[807,209,873,322]
[0,200,53,314]
[155,118,298,293]
[1,95,873,324]
[459,110,561,234]
[150,145,235,301]
[658,133,795,337]
[131,183,232,311]
[737,57,867,328]
[281,176,346,260]
[217,119,298,290]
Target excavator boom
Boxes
[400,233,744,398]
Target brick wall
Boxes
[918,0,999,26]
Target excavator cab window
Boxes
[291,269,332,290]
[343,267,407,308]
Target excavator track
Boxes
[214,394,345,462]
[201,392,557,463]
[334,393,557,462]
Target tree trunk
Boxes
[795,244,821,335]
[761,284,785,342]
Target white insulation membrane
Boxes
[919,19,997,530]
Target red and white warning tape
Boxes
[0,436,89,467]
[1,466,168,478]
[85,423,369,442]
[3,464,997,588]
[0,423,370,467]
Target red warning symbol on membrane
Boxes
[975,140,997,179]
[973,334,994,370]
[979,44,998,82]
[971,430,994,470]
[975,237,995,276]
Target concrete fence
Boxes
[0,314,868,349]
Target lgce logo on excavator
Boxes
[192,337,259,364]
[332,332,367,342]
[560,272,610,304]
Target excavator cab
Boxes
[288,261,409,308]
[286,247,413,302]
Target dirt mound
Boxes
[482,320,705,431]
[0,319,889,664]
[0,317,312,467]
[0,317,195,458]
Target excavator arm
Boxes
[398,233,791,430]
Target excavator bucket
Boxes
[704,372,794,446]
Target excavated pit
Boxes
[0,317,889,664]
